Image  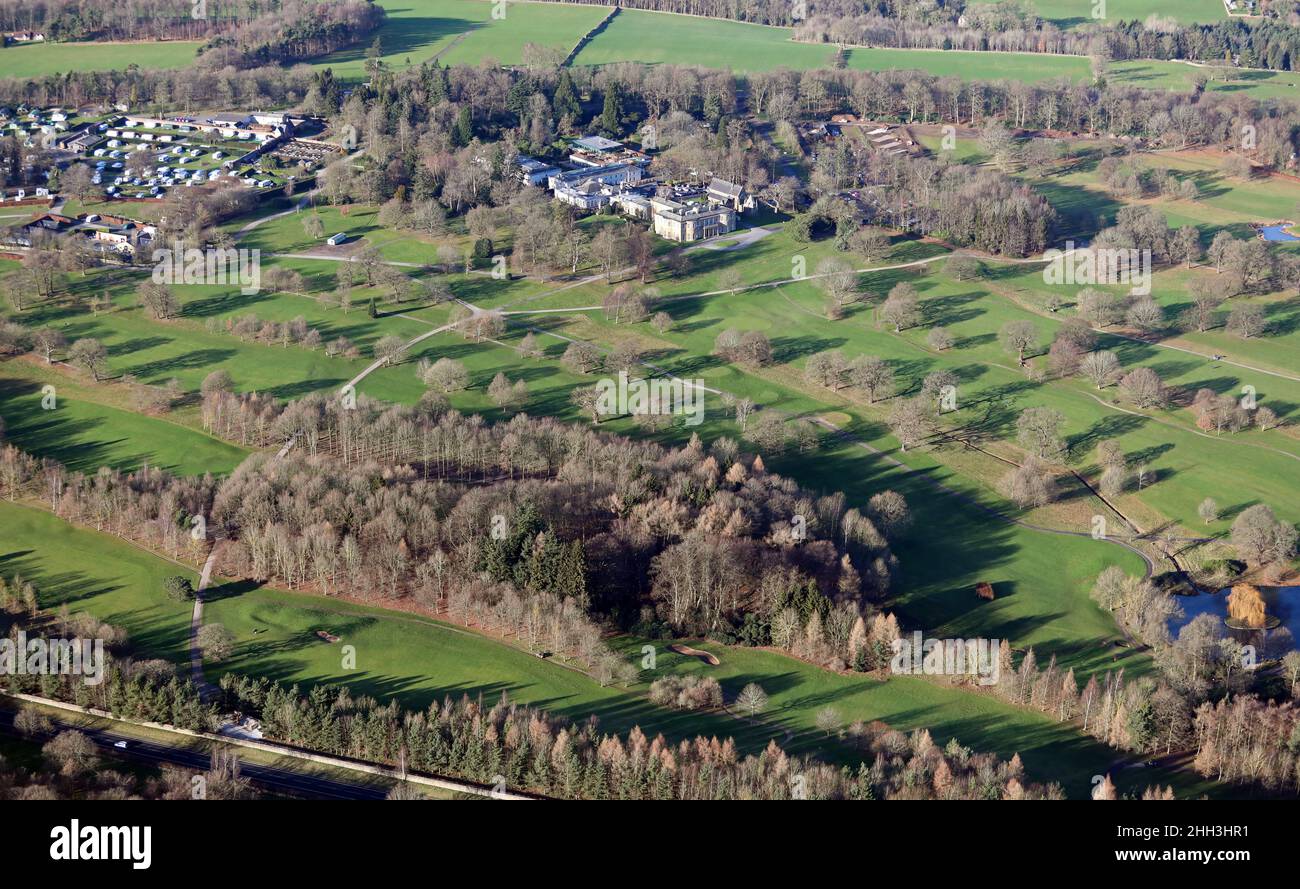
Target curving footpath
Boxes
[189,540,224,702]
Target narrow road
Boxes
[344,299,483,391]
[0,709,390,800]
[234,193,313,240]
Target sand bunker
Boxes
[669,644,720,666]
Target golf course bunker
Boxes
[670,644,720,665]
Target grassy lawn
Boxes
[0,40,200,78]
[59,199,173,225]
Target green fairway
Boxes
[0,40,201,78]
[0,359,248,476]
[0,491,1143,796]
[0,500,195,663]
[1043,149,1300,242]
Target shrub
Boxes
[648,675,723,711]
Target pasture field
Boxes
[566,4,1299,99]
[572,9,838,71]
[0,40,200,79]
[1028,0,1226,28]
[312,0,606,79]
[0,0,1273,102]
[437,1,608,66]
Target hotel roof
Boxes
[573,135,623,152]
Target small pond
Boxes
[1170,586,1300,652]
[1260,224,1300,242]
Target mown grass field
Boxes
[573,9,838,71]
[0,500,196,663]
[0,40,201,79]
[0,0,1272,102]
[0,358,247,476]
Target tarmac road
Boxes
[0,709,391,800]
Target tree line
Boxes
[1,572,1066,800]
[218,672,1065,799]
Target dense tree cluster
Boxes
[1,612,211,733]
[0,0,383,69]
[203,403,899,652]
[219,674,1062,799]
[1192,695,1300,790]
